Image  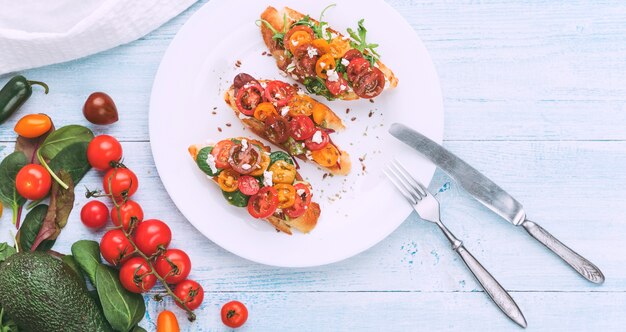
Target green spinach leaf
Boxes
[96,265,145,332]
[303,77,336,101]
[48,141,91,184]
[17,204,54,252]
[72,240,102,286]
[31,171,74,251]
[0,243,16,263]
[0,151,27,225]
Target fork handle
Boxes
[522,219,605,284]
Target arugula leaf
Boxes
[0,151,27,226]
[258,14,290,46]
[347,19,380,65]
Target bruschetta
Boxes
[188,137,320,235]
[259,5,398,100]
[224,73,351,175]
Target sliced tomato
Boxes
[274,184,296,209]
[342,49,364,62]
[264,115,290,144]
[346,57,371,83]
[288,95,315,117]
[211,140,235,169]
[236,84,264,116]
[304,130,330,150]
[218,169,239,192]
[284,26,315,51]
[353,67,385,99]
[289,115,316,141]
[284,183,312,218]
[325,75,349,96]
[238,175,260,196]
[264,81,295,108]
[311,144,340,167]
[229,143,260,174]
[315,54,336,79]
[254,102,278,121]
[311,38,330,55]
[247,186,279,218]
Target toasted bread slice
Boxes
[188,139,320,235]
[260,6,398,100]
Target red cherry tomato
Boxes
[289,115,316,141]
[80,200,109,229]
[304,130,330,151]
[100,229,134,266]
[211,140,235,169]
[103,167,138,200]
[284,183,312,218]
[111,200,144,231]
[15,164,51,200]
[325,75,349,96]
[342,49,364,62]
[264,115,290,144]
[346,57,370,82]
[173,280,204,310]
[87,135,123,171]
[237,175,260,196]
[221,301,248,328]
[155,249,192,284]
[133,219,172,256]
[119,257,157,293]
[247,186,279,219]
[235,84,264,116]
[352,67,385,99]
[263,80,294,107]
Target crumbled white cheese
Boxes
[320,62,326,69]
[340,84,347,91]
[291,74,300,80]
[326,69,339,82]
[291,39,299,47]
[286,62,296,73]
[330,32,338,39]
[278,70,288,77]
[384,78,390,89]
[263,171,273,186]
[305,151,313,160]
[241,163,252,170]
[281,106,290,116]
[307,46,318,58]
[296,188,306,196]
[241,139,248,150]
[260,82,267,88]
[311,130,323,144]
[341,58,350,66]
[205,153,218,174]
[297,89,305,95]
[238,112,249,119]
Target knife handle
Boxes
[522,220,605,284]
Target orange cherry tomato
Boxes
[312,103,330,126]
[14,114,52,138]
[218,169,239,192]
[157,310,180,332]
[311,144,340,167]
[253,102,278,122]
[268,160,296,184]
[311,38,331,54]
[315,54,336,79]
[329,37,351,58]
[274,184,296,209]
[287,30,313,53]
[288,95,315,117]
[249,152,270,177]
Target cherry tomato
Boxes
[211,140,235,169]
[293,44,320,77]
[264,115,290,144]
[83,92,119,125]
[133,219,172,256]
[329,37,351,58]
[342,49,364,62]
[103,167,138,200]
[284,183,312,218]
[15,164,51,200]
[353,67,385,99]
[325,75,349,96]
[87,135,123,171]
[311,38,331,54]
[249,152,270,177]
[315,54,336,79]
[238,175,260,196]
[268,160,296,184]
[80,200,109,229]
[157,310,180,332]
[119,257,157,293]
[311,144,340,167]
[304,130,330,151]
[111,199,144,231]
[253,102,278,122]
[221,301,248,328]
[274,184,296,209]
[263,81,294,107]
[14,114,52,138]
[100,229,134,265]
[228,143,260,175]
[217,169,239,192]
[312,103,330,126]
[247,186,279,218]
[289,115,316,141]
[235,84,263,116]
[155,249,192,284]
[283,26,314,52]
[173,280,204,310]
[346,57,371,82]
[288,95,315,117]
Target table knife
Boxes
[389,123,605,284]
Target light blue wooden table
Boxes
[1,1,624,331]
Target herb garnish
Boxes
[258,14,289,46]
[292,4,336,40]
[347,19,380,66]
[303,77,336,101]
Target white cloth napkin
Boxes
[0,0,197,75]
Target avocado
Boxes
[0,252,112,332]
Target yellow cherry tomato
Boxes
[288,95,315,117]
[329,37,351,59]
[312,103,330,126]
[14,114,52,138]
[311,144,340,167]
[249,152,270,177]
[157,310,180,332]
[269,160,296,184]
[274,183,296,209]
[254,102,278,122]
[218,169,239,192]
[287,30,313,53]
[311,38,331,54]
[315,54,336,79]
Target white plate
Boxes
[149,0,443,267]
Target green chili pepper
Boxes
[0,75,49,124]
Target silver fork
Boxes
[385,160,528,328]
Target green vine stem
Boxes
[37,151,68,190]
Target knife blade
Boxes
[389,123,605,284]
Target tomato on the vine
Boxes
[119,257,157,293]
[100,229,134,265]
[87,135,123,171]
[103,167,138,200]
[221,301,248,328]
[111,199,144,231]
[80,200,109,229]
[133,219,171,256]
[15,164,51,200]
[155,249,191,284]
[173,280,204,310]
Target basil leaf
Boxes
[17,204,54,252]
[0,151,27,225]
[222,190,249,207]
[48,141,92,185]
[196,146,220,177]
[96,265,146,332]
[62,255,87,289]
[0,243,16,263]
[72,240,102,286]
[31,171,74,251]
[270,151,295,166]
[303,77,335,101]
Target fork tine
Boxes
[383,168,418,205]
[391,159,429,198]
[386,166,422,203]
